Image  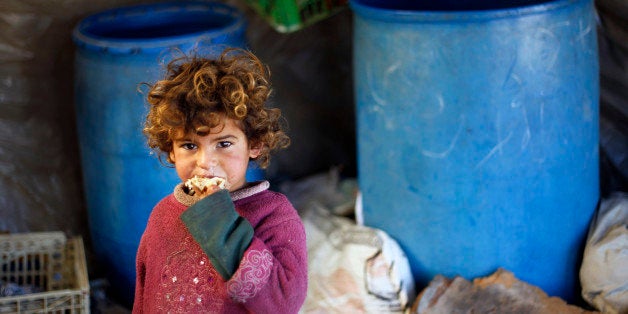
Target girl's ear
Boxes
[249,142,262,159]
[169,151,176,163]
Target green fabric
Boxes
[180,189,254,280]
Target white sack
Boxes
[580,192,628,314]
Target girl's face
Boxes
[169,117,261,192]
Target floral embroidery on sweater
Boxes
[155,237,225,313]
[227,249,273,302]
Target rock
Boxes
[411,269,598,314]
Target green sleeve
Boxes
[180,189,254,280]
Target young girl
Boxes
[133,48,308,313]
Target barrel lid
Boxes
[349,0,583,22]
[72,1,246,54]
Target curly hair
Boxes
[143,48,290,168]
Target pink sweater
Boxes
[133,181,308,313]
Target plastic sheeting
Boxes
[0,0,162,254]
[597,0,628,196]
[241,4,355,180]
[1,1,83,235]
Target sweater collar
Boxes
[174,181,270,207]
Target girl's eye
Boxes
[181,143,197,150]
[217,141,232,148]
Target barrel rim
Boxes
[72,1,246,54]
[349,0,589,22]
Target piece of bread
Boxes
[185,176,226,196]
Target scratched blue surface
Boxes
[72,1,247,306]
[352,0,599,301]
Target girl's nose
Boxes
[197,149,218,169]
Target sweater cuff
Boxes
[180,189,254,280]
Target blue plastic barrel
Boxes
[72,1,246,305]
[352,0,599,301]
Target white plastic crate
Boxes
[0,232,89,313]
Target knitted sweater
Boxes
[133,181,308,313]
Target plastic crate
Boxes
[0,232,89,314]
[245,0,348,32]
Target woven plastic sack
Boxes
[300,204,415,313]
[580,192,628,314]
